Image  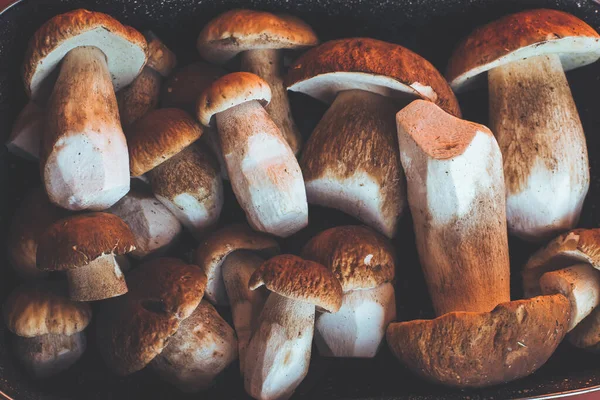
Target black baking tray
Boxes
[2,0,600,399]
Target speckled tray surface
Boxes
[2,0,600,399]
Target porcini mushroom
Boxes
[36,212,136,301]
[286,38,461,238]
[3,281,92,378]
[6,102,44,160]
[197,9,319,153]
[23,9,147,210]
[244,254,343,400]
[568,306,600,352]
[447,9,598,242]
[301,225,396,358]
[197,72,308,237]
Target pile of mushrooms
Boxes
[4,5,600,399]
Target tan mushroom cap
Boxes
[447,9,600,92]
[36,212,136,272]
[301,225,395,292]
[194,224,280,305]
[127,108,203,176]
[387,294,571,388]
[196,72,272,127]
[96,257,207,375]
[286,37,461,117]
[144,31,177,77]
[249,254,343,313]
[3,281,92,338]
[197,9,318,64]
[523,229,600,297]
[23,9,148,99]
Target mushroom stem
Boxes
[488,53,589,242]
[117,67,161,128]
[244,293,314,400]
[241,49,301,154]
[6,102,44,161]
[66,254,127,301]
[44,46,130,210]
[14,332,86,378]
[216,100,307,237]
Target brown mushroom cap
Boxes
[127,108,203,176]
[249,254,343,313]
[301,225,395,292]
[386,294,570,388]
[23,9,147,99]
[286,37,461,117]
[144,31,177,77]
[36,212,136,272]
[197,9,318,64]
[96,257,207,375]
[447,9,600,92]
[196,72,272,127]
[3,281,92,338]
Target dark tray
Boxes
[3,0,600,399]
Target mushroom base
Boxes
[14,332,86,378]
[66,254,127,301]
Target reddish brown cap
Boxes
[197,9,318,64]
[286,37,461,117]
[144,31,177,77]
[249,254,343,312]
[37,212,136,272]
[127,108,203,176]
[447,9,600,92]
[387,294,571,388]
[96,257,207,375]
[301,225,395,292]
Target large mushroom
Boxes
[197,72,308,237]
[36,212,136,301]
[3,281,92,378]
[244,254,343,400]
[197,9,319,154]
[301,225,396,358]
[6,102,44,161]
[286,38,461,238]
[23,9,147,210]
[447,9,598,242]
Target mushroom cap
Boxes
[144,31,177,77]
[36,212,136,272]
[249,254,343,312]
[194,224,280,305]
[196,72,272,127]
[3,281,92,338]
[127,108,203,177]
[23,9,147,99]
[301,225,395,292]
[286,37,461,117]
[197,9,318,64]
[386,294,571,388]
[447,9,600,92]
[96,257,207,375]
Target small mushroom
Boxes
[286,38,461,238]
[244,254,343,400]
[197,72,308,237]
[6,102,44,161]
[301,225,396,358]
[23,9,147,210]
[36,212,136,301]
[447,9,599,242]
[3,281,92,378]
[198,9,319,154]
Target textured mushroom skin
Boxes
[14,332,86,378]
[144,31,177,77]
[117,67,162,128]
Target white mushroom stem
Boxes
[216,100,307,237]
[117,67,161,128]
[241,49,302,154]
[14,332,86,378]
[222,251,268,369]
[540,263,600,331]
[44,46,130,211]
[67,254,127,302]
[244,293,314,400]
[315,282,396,358]
[488,53,589,242]
[6,102,44,161]
[569,305,600,351]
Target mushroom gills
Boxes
[14,332,86,378]
[66,253,128,301]
[488,53,589,242]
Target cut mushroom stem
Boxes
[488,53,589,242]
[14,332,86,378]
[66,254,127,302]
[6,102,44,161]
[540,263,600,331]
[241,49,301,154]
